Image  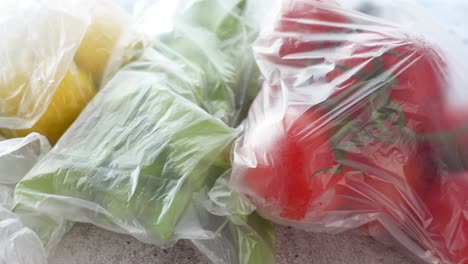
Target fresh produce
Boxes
[74,2,134,85]
[151,0,262,126]
[0,0,90,131]
[196,212,276,264]
[274,0,349,62]
[229,1,468,263]
[230,213,275,264]
[2,63,95,145]
[15,68,237,240]
[15,2,275,261]
[422,173,468,264]
[0,0,140,144]
[15,64,274,263]
[239,0,444,222]
[323,38,443,211]
[241,106,344,220]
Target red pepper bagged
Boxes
[228,0,468,263]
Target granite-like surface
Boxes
[50,224,418,264]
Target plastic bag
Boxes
[138,0,274,126]
[221,1,468,263]
[0,0,141,145]
[15,64,274,263]
[14,0,277,256]
[16,65,239,240]
[0,133,68,264]
[0,207,47,264]
[346,0,468,44]
[15,1,277,262]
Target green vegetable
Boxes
[15,1,275,262]
[16,69,237,241]
[149,0,261,126]
[229,213,276,264]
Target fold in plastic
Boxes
[0,0,90,130]
[0,134,68,264]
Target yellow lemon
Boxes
[3,63,96,145]
[74,3,129,85]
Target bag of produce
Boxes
[15,61,274,264]
[221,0,468,263]
[15,1,276,263]
[143,0,270,126]
[0,0,140,145]
[0,133,69,264]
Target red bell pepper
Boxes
[422,173,468,264]
[237,1,467,263]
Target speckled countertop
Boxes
[50,224,419,264]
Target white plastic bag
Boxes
[0,133,68,264]
[0,207,47,264]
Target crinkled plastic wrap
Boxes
[15,64,274,263]
[16,64,239,240]
[14,0,277,259]
[140,0,274,127]
[0,134,68,264]
[0,207,47,264]
[0,0,141,145]
[347,0,468,44]
[0,0,89,130]
[222,1,468,263]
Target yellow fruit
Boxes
[0,4,93,130]
[74,3,129,85]
[0,71,31,120]
[2,63,96,145]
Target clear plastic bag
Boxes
[0,0,90,130]
[14,1,277,262]
[137,0,274,127]
[221,1,468,263]
[16,65,240,241]
[0,133,68,264]
[346,0,468,44]
[0,207,47,264]
[15,65,274,263]
[0,0,141,145]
